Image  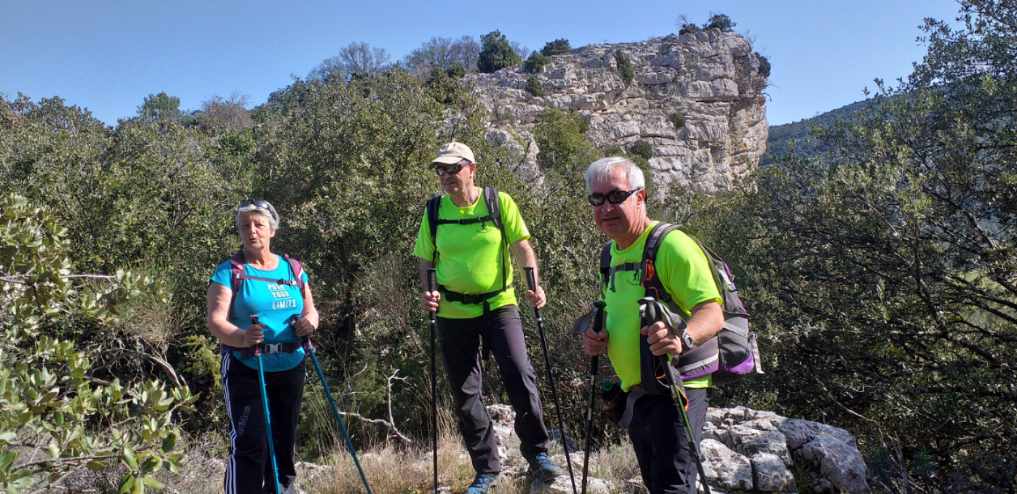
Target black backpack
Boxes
[426,186,510,301]
[600,223,762,383]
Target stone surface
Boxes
[467,30,769,195]
[701,438,754,491]
[779,419,869,494]
[751,453,796,492]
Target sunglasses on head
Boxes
[433,160,469,176]
[587,187,643,206]
[237,198,278,221]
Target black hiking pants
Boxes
[221,352,305,494]
[628,388,709,494]
[438,304,551,474]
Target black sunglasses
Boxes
[587,188,643,206]
[237,198,279,221]
[433,161,469,176]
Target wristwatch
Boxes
[680,329,696,352]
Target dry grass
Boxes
[308,411,643,493]
[311,409,478,493]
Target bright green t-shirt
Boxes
[413,190,529,319]
[602,222,722,391]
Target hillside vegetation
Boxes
[2,2,1015,491]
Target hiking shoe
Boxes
[526,452,563,482]
[466,472,499,493]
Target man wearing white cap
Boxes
[413,142,563,493]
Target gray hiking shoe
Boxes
[526,452,563,483]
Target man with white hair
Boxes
[581,157,725,493]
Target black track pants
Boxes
[438,305,551,474]
[221,352,305,494]
[628,388,709,494]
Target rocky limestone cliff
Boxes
[467,30,769,194]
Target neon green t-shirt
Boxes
[602,222,722,391]
[413,190,529,319]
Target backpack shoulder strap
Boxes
[599,241,613,287]
[483,186,503,231]
[483,186,510,292]
[229,251,246,294]
[283,254,305,294]
[641,222,678,303]
[426,194,442,264]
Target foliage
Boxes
[196,94,252,133]
[532,108,600,180]
[403,36,480,77]
[668,112,685,130]
[678,22,701,36]
[523,52,548,74]
[308,42,392,82]
[540,38,571,56]
[757,54,771,78]
[627,140,653,161]
[0,194,192,492]
[705,14,736,32]
[525,75,544,97]
[137,92,183,124]
[734,1,1017,489]
[478,31,522,73]
[613,50,634,85]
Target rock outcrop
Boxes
[488,404,870,493]
[468,30,768,194]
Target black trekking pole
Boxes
[638,297,711,494]
[581,301,606,494]
[301,334,373,493]
[525,267,578,494]
[251,314,282,494]
[427,268,439,494]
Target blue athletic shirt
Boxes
[210,254,309,372]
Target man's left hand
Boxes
[641,321,682,356]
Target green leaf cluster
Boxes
[0,194,192,492]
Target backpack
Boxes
[600,223,762,383]
[425,186,510,298]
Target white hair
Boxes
[235,202,279,232]
[584,156,645,192]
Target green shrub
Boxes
[0,193,192,492]
[757,54,771,78]
[526,75,545,97]
[705,14,736,31]
[669,112,685,129]
[533,108,599,178]
[478,30,521,73]
[614,50,635,85]
[447,63,466,78]
[540,38,571,56]
[628,139,654,160]
[679,23,701,36]
[523,52,548,74]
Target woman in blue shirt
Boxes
[207,199,319,494]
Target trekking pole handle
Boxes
[638,297,657,328]
[591,301,606,335]
[250,314,262,356]
[524,267,537,291]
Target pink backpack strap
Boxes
[283,254,305,293]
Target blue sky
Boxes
[1,0,962,126]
